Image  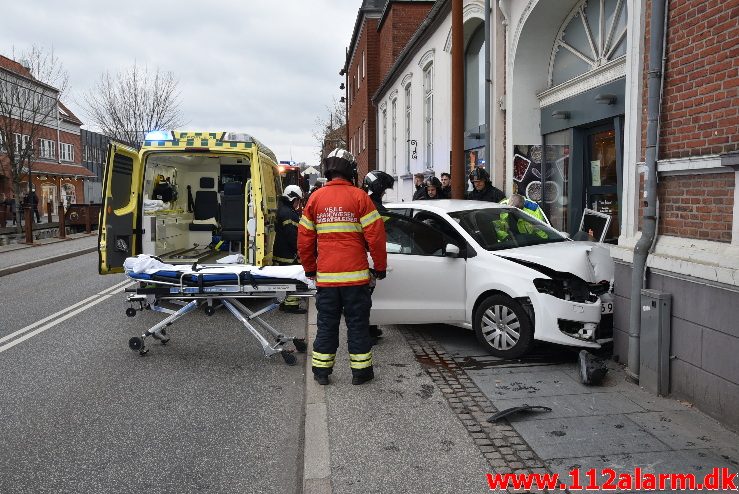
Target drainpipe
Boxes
[627,0,669,381]
[484,0,492,178]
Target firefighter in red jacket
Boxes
[298,149,387,386]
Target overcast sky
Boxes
[0,0,358,165]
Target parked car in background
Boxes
[370,200,615,358]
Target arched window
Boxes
[549,0,627,87]
[464,25,485,131]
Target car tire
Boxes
[473,294,533,359]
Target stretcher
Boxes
[122,255,315,365]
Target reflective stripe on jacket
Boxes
[298,179,387,287]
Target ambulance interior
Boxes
[142,152,252,263]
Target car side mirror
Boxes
[444,243,460,258]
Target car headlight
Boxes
[533,277,597,303]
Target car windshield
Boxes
[448,207,567,251]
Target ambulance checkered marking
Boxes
[141,132,258,152]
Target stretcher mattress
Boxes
[123,255,313,289]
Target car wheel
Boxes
[474,294,533,359]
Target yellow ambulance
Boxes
[98,131,282,274]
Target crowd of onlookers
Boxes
[0,189,42,227]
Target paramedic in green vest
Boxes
[274,185,307,313]
[495,193,549,240]
[502,193,549,223]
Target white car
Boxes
[369,200,615,358]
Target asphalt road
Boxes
[0,252,307,494]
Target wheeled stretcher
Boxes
[122,255,315,365]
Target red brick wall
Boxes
[378,3,435,84]
[657,173,735,242]
[638,0,738,243]
[642,0,739,159]
[347,18,380,181]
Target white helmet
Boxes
[283,184,303,201]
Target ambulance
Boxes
[98,131,282,274]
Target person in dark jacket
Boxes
[361,169,395,344]
[424,176,443,200]
[274,184,306,313]
[440,172,452,199]
[465,167,505,202]
[362,170,395,213]
[412,172,427,200]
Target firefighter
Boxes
[274,184,306,314]
[361,169,395,344]
[298,149,387,386]
[362,170,395,213]
[465,167,505,202]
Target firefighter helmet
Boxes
[323,148,357,182]
[363,170,395,196]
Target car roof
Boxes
[384,199,508,214]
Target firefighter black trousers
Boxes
[312,284,373,378]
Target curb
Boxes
[0,246,97,277]
[302,299,333,494]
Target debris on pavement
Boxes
[487,405,553,423]
[578,349,608,385]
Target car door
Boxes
[370,214,466,325]
[98,142,143,274]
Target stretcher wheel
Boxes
[126,307,137,318]
[293,338,307,353]
[204,306,216,316]
[128,336,144,352]
[281,350,297,366]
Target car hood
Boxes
[495,242,614,283]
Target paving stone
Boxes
[512,414,670,460]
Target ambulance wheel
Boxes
[126,307,137,318]
[473,294,533,359]
[293,338,307,353]
[128,336,144,352]
[281,350,297,366]
[204,306,216,316]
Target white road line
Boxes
[0,280,135,352]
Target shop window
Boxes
[382,109,387,171]
[391,98,398,175]
[404,83,412,174]
[423,63,433,168]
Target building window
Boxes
[39,139,56,159]
[362,120,367,152]
[357,63,361,88]
[423,63,434,168]
[362,51,366,80]
[391,98,398,175]
[549,0,628,87]
[382,109,387,170]
[0,132,5,151]
[14,133,30,153]
[60,142,74,162]
[404,84,412,174]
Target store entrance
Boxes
[583,123,622,243]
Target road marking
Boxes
[0,280,135,352]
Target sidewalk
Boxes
[305,310,739,493]
[0,232,98,275]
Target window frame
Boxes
[391,97,398,176]
[405,83,412,175]
[423,63,434,169]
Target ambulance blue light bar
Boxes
[144,130,174,141]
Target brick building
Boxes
[359,0,737,427]
[0,54,94,217]
[344,0,434,181]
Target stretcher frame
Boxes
[123,267,315,365]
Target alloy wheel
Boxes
[480,304,521,351]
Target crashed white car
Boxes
[369,200,614,358]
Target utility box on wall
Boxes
[639,289,672,396]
